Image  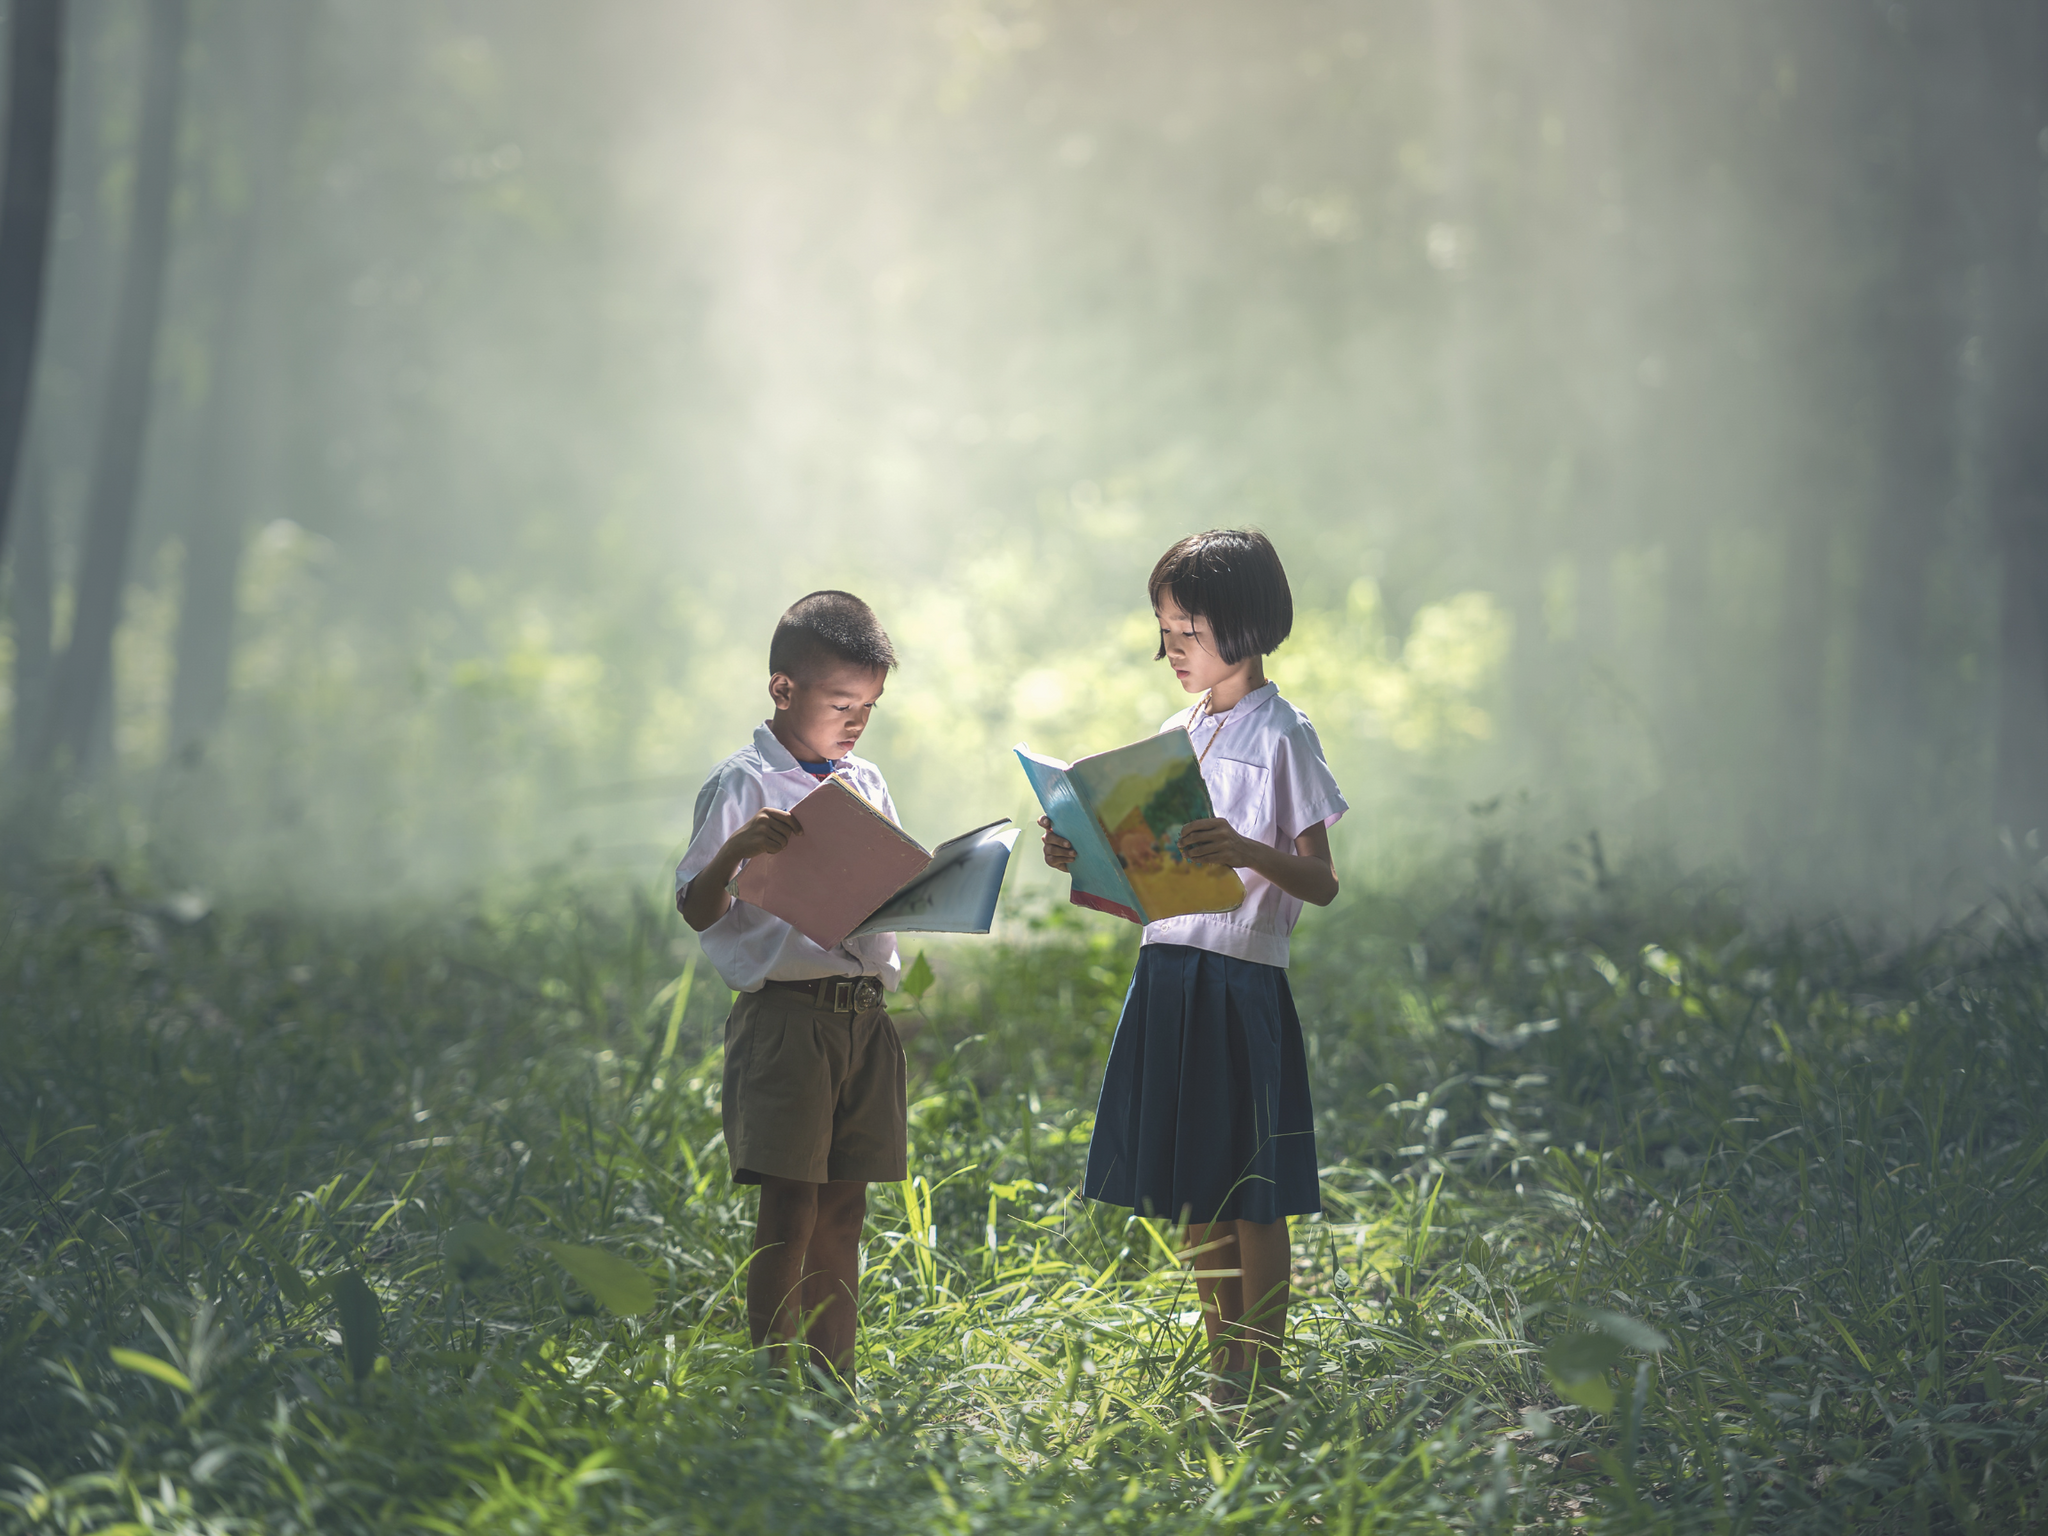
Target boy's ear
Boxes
[768,672,797,711]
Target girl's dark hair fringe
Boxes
[1148,529,1293,666]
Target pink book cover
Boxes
[731,777,932,950]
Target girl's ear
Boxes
[768,672,797,711]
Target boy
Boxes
[675,590,906,1387]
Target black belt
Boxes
[761,975,886,1013]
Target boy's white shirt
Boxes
[1140,681,1347,969]
[675,721,903,994]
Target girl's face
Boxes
[1155,594,1238,696]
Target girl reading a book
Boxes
[1040,528,1346,1399]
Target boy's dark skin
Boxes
[679,658,887,1380]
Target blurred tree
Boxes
[166,4,312,762]
[0,0,63,568]
[29,0,186,776]
[1843,1,1969,866]
[1993,347,2048,840]
[1977,0,2048,839]
[5,450,51,770]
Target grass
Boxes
[2,853,2045,1533]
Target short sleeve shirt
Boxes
[1140,683,1347,969]
[675,722,903,993]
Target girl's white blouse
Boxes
[1142,682,1348,969]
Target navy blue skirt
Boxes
[1083,943,1321,1225]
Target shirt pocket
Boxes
[1199,758,1276,847]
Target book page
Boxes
[845,821,1019,938]
[731,776,931,949]
[1067,731,1245,921]
[1014,746,1143,924]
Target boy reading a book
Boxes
[675,591,907,1387]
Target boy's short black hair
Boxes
[769,590,898,681]
[1148,529,1293,666]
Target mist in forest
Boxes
[1,0,2044,920]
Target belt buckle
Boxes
[831,980,853,1012]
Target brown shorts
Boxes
[720,984,907,1186]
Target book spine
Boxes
[1070,889,1143,926]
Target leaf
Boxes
[1581,1308,1669,1354]
[445,1220,518,1279]
[901,951,936,1002]
[252,1231,310,1307]
[1545,1330,1628,1377]
[1543,1331,1625,1413]
[543,1242,656,1315]
[109,1347,192,1394]
[1541,1310,1664,1415]
[330,1269,381,1382]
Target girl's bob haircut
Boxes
[1148,528,1294,666]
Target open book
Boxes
[1014,730,1245,925]
[731,775,1018,950]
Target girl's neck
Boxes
[1204,663,1266,715]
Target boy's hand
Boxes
[1176,816,1256,869]
[724,807,803,862]
[681,807,804,931]
[1038,815,1077,872]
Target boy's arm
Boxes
[678,808,805,931]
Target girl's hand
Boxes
[1176,816,1256,869]
[1039,815,1077,872]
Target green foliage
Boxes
[330,1270,382,1383]
[542,1242,657,1317]
[2,863,2046,1532]
[899,948,937,1002]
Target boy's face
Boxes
[767,661,888,762]
[1156,594,1235,695]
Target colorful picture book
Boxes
[1014,730,1245,925]
[731,775,1017,950]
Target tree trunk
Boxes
[1978,0,2048,841]
[31,0,187,776]
[1995,484,2048,842]
[166,3,310,761]
[1842,5,1966,879]
[0,0,64,569]
[6,447,52,767]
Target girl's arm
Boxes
[1177,818,1338,907]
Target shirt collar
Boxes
[755,720,861,779]
[1201,680,1278,726]
[753,721,802,772]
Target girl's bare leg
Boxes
[1185,1217,1292,1384]
[1230,1218,1292,1374]
[1182,1221,1244,1370]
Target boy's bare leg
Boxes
[749,1176,820,1367]
[1230,1218,1292,1375]
[799,1180,868,1382]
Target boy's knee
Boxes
[756,1176,821,1230]
[816,1181,867,1230]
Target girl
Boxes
[1041,528,1345,1395]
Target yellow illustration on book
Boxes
[1080,751,1242,920]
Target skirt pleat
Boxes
[1082,943,1321,1225]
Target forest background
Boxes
[1,0,2045,914]
[5,5,2048,1533]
